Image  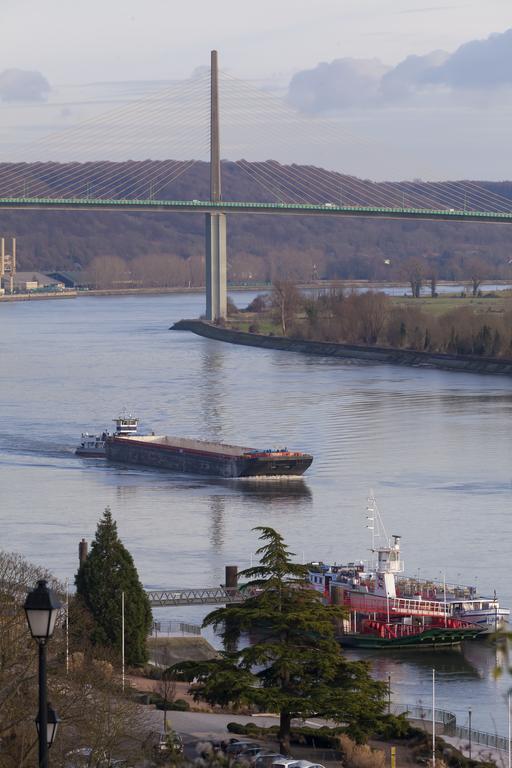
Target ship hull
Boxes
[75,449,105,457]
[105,438,312,478]
[339,626,483,649]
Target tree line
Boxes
[262,283,512,359]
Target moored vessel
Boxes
[105,433,313,478]
[75,415,139,457]
[307,496,503,649]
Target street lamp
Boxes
[24,579,62,768]
[468,707,472,759]
[36,702,61,749]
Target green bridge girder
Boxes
[0,196,511,223]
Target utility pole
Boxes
[121,591,125,692]
[432,669,436,768]
[205,50,227,321]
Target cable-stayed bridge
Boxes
[1,50,511,319]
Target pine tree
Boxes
[173,527,386,752]
[75,508,152,666]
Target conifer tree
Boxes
[75,508,152,666]
[174,527,386,752]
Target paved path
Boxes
[443,735,509,765]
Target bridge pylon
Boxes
[205,49,227,321]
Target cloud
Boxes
[288,58,389,113]
[424,28,512,88]
[0,69,50,102]
[378,51,448,102]
[288,28,512,112]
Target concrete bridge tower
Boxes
[205,50,227,321]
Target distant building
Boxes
[13,272,65,292]
[46,271,84,288]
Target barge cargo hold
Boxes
[105,434,313,478]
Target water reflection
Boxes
[347,645,481,682]
[231,478,312,503]
[199,342,228,441]
[209,494,225,550]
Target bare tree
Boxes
[357,291,389,344]
[466,256,487,297]
[271,280,302,335]
[403,258,425,298]
[157,669,177,732]
[84,255,129,289]
[0,550,154,768]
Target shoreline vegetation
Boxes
[173,281,512,375]
[173,319,512,375]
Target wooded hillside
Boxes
[2,160,512,283]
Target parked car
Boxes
[288,761,326,768]
[269,760,300,768]
[254,753,287,768]
[226,741,262,756]
[236,747,269,763]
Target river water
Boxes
[1,292,511,733]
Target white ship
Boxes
[75,415,138,457]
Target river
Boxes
[1,292,511,733]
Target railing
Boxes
[149,620,201,636]
[393,704,456,728]
[343,591,450,617]
[146,586,244,607]
[453,725,511,753]
[393,704,512,753]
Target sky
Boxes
[0,0,511,180]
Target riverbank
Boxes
[172,319,512,376]
[0,290,77,301]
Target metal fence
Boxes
[453,725,511,753]
[149,620,201,636]
[392,704,456,728]
[393,703,511,753]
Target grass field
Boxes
[390,294,512,316]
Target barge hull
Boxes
[105,439,312,478]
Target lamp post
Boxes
[24,579,62,768]
[468,707,472,759]
[36,703,61,751]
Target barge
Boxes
[105,434,313,478]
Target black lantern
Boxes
[36,702,61,748]
[24,579,62,768]
[24,579,62,642]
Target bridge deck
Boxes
[0,197,511,223]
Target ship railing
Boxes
[343,592,450,617]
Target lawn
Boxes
[390,294,512,316]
